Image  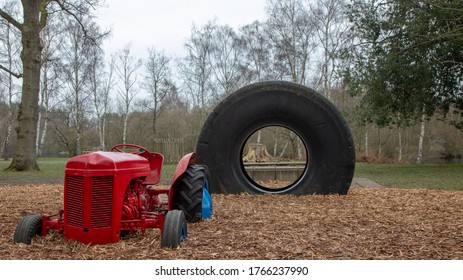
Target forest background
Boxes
[1,0,462,168]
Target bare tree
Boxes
[36,17,65,156]
[266,0,318,84]
[239,21,273,83]
[308,0,350,99]
[210,24,243,97]
[142,47,172,138]
[61,21,99,155]
[179,21,216,112]
[115,44,142,144]
[50,108,74,155]
[90,52,114,151]
[0,0,104,171]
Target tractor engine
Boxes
[121,182,165,222]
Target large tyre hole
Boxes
[241,126,308,191]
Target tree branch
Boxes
[0,64,23,78]
[50,0,96,45]
[0,7,23,31]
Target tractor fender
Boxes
[168,152,198,209]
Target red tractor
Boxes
[13,144,213,248]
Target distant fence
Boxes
[244,161,306,181]
[152,138,185,163]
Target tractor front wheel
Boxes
[13,214,43,245]
[161,210,187,248]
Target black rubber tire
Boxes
[196,81,355,195]
[161,210,187,248]
[13,214,43,245]
[174,165,209,222]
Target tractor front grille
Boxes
[65,175,113,229]
[90,176,113,228]
[66,175,84,227]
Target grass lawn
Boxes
[0,158,67,185]
[1,157,462,190]
[354,162,463,190]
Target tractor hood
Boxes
[65,151,151,177]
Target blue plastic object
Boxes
[181,223,188,242]
[201,180,213,219]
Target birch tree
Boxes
[179,22,215,111]
[36,17,64,156]
[178,22,217,142]
[210,24,243,97]
[61,22,94,156]
[115,44,142,144]
[0,0,21,160]
[309,0,350,99]
[90,52,114,151]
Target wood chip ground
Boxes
[1,184,462,259]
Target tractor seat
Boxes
[143,152,164,185]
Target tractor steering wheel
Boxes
[110,144,152,159]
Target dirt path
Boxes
[352,178,385,188]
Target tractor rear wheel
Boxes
[175,165,213,222]
[161,210,187,248]
[13,214,43,245]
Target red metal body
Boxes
[41,145,195,245]
[168,152,198,209]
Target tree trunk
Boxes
[398,130,403,161]
[37,56,49,156]
[36,77,45,155]
[280,142,289,158]
[7,0,42,171]
[36,108,42,155]
[123,113,129,144]
[417,110,426,164]
[1,116,13,160]
[273,127,278,156]
[38,111,48,156]
[97,117,104,150]
[101,116,106,150]
[1,71,14,160]
[76,127,82,155]
[297,138,303,159]
[377,127,382,156]
[242,143,272,162]
[152,109,157,138]
[1,21,15,160]
[364,125,369,156]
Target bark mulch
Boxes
[1,184,462,259]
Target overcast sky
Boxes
[96,0,268,59]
